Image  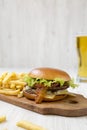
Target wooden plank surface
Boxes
[0,94,87,117]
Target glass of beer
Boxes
[76,36,87,82]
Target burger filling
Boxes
[24,75,78,103]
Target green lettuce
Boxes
[24,75,78,88]
[24,75,35,87]
[68,78,78,88]
[54,78,65,86]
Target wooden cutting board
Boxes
[0,93,87,117]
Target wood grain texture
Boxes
[0,0,87,70]
[0,93,87,117]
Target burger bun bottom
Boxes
[23,90,67,102]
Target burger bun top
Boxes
[29,67,71,81]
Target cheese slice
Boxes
[44,90,75,99]
[56,90,76,96]
[44,94,55,99]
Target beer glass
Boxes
[76,36,87,82]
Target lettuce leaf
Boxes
[24,75,78,88]
[68,78,78,88]
[24,75,35,87]
[54,78,65,86]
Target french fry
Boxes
[2,73,16,84]
[0,89,20,96]
[16,85,23,90]
[16,120,47,130]
[0,79,2,86]
[18,73,26,78]
[14,73,26,81]
[10,80,26,86]
[10,83,16,89]
[2,84,10,88]
[0,72,8,80]
[18,91,23,98]
[0,115,6,123]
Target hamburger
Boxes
[23,67,77,103]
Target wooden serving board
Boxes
[0,94,87,117]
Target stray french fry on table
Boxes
[16,120,47,130]
[0,115,6,123]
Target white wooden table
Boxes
[0,68,87,130]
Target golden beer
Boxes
[77,36,87,81]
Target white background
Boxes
[0,0,87,71]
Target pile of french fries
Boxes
[0,72,27,97]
